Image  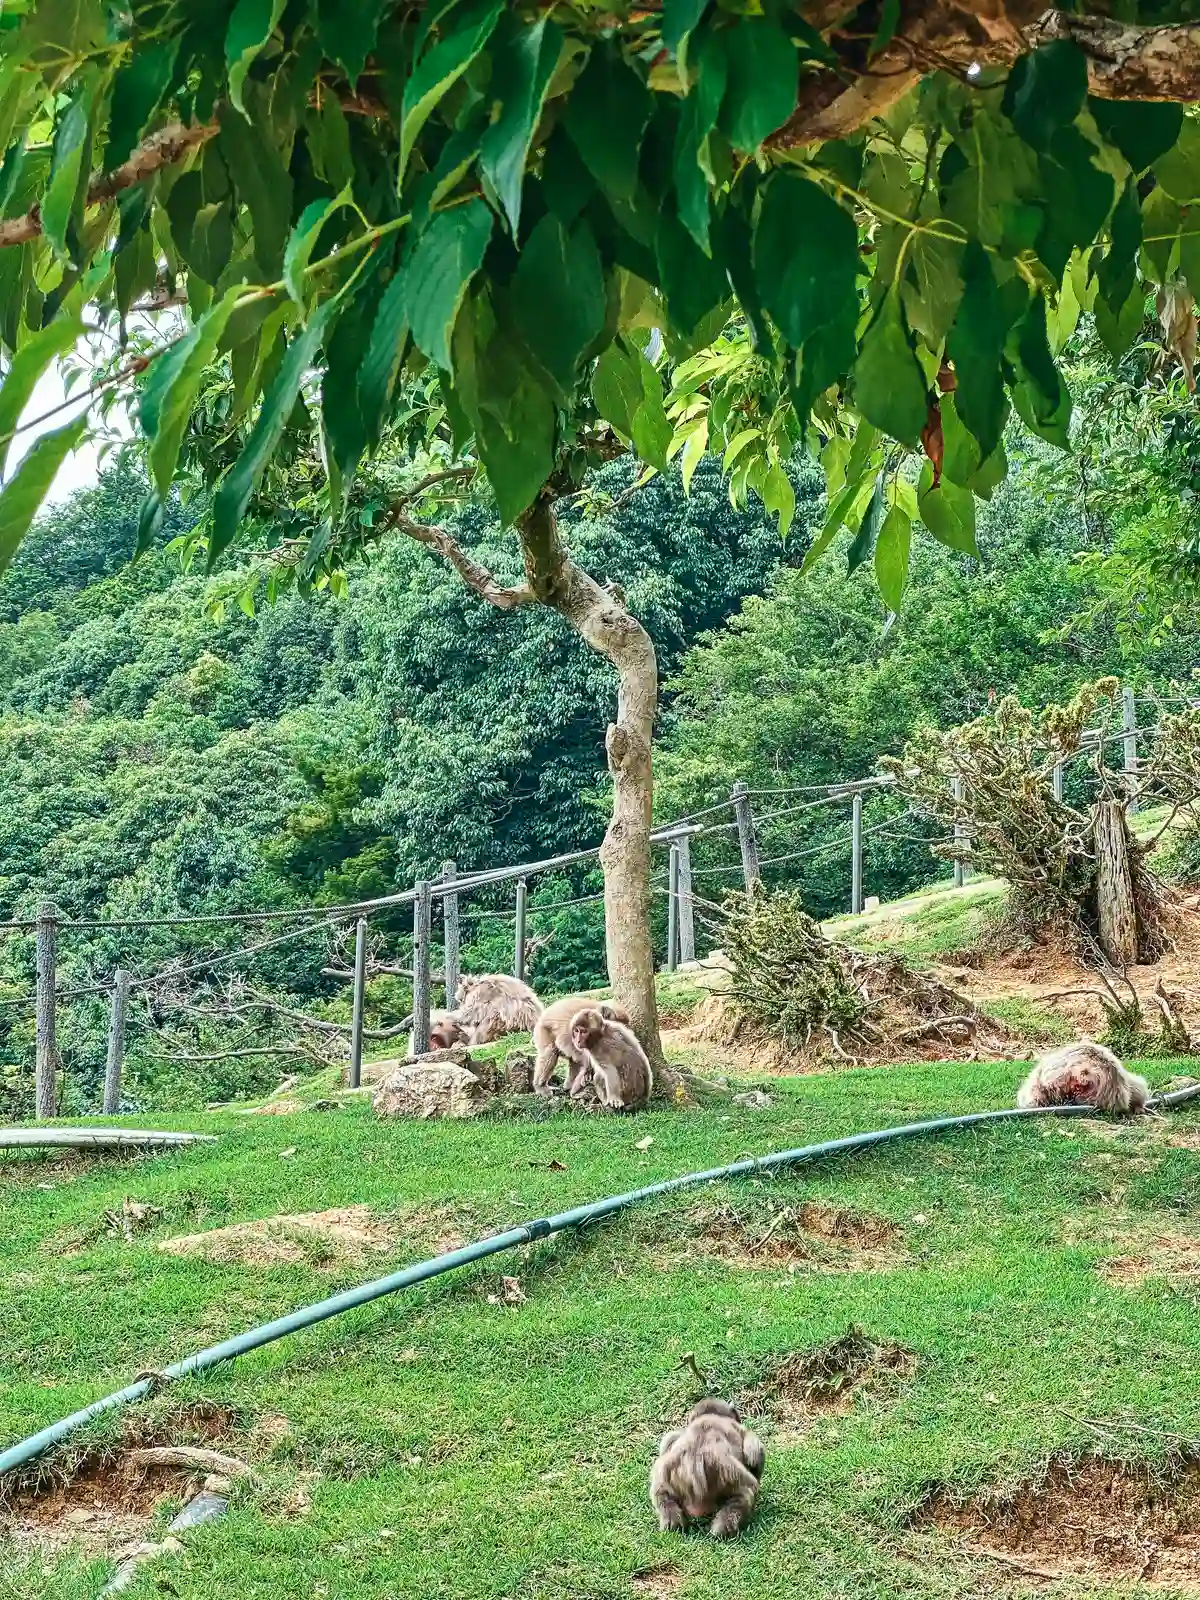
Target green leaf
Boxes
[946,241,1014,461]
[761,461,796,539]
[211,302,335,564]
[0,417,87,576]
[874,504,911,609]
[1009,295,1072,450]
[752,172,858,418]
[314,0,384,87]
[218,95,293,278]
[801,468,874,574]
[358,272,409,450]
[918,460,978,555]
[716,18,797,153]
[654,209,728,341]
[106,37,180,167]
[1094,281,1146,363]
[1141,185,1182,284]
[1002,41,1087,151]
[1035,125,1114,280]
[592,339,643,440]
[0,132,26,215]
[944,108,1040,252]
[406,198,494,371]
[139,284,243,495]
[42,95,89,261]
[869,0,901,58]
[852,291,927,449]
[510,213,606,397]
[283,186,352,310]
[716,204,772,356]
[674,31,726,251]
[135,489,164,557]
[1095,178,1142,357]
[479,13,562,234]
[631,355,671,472]
[1153,116,1200,204]
[400,0,504,183]
[846,476,884,574]
[563,44,654,204]
[663,0,708,53]
[0,310,83,475]
[903,228,964,345]
[225,0,285,114]
[1090,98,1182,174]
[305,96,355,192]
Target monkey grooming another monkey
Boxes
[1017,1039,1150,1114]
[650,1398,764,1538]
[453,974,542,1044]
[569,1007,652,1110]
[532,994,632,1094]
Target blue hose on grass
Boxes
[5,1086,1200,1478]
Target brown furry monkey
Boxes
[453,974,542,1044]
[427,1010,468,1050]
[1017,1039,1150,1114]
[531,994,632,1094]
[650,1398,764,1538]
[569,1007,652,1110]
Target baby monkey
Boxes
[569,1007,652,1110]
[650,1398,764,1538]
[1017,1039,1150,1114]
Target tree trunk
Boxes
[516,491,667,1079]
[1093,800,1138,968]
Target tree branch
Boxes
[0,121,218,250]
[385,489,537,611]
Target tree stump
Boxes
[1093,800,1138,968]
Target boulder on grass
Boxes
[372,1063,483,1120]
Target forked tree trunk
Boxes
[517,492,667,1079]
[1092,799,1138,968]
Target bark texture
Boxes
[1092,800,1138,968]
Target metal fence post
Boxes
[1052,762,1064,803]
[1123,684,1138,812]
[513,877,527,983]
[731,780,761,891]
[35,899,57,1119]
[851,791,864,915]
[666,844,680,972]
[102,968,130,1115]
[441,859,460,1004]
[411,880,432,1055]
[952,775,968,888]
[349,916,368,1089]
[676,833,696,964]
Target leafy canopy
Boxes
[0,2,1197,602]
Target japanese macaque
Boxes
[427,1010,468,1050]
[650,1398,765,1539]
[569,1007,652,1110]
[532,994,632,1095]
[1017,1040,1150,1114]
[453,974,542,1045]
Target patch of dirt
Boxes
[2,1451,194,1555]
[157,1205,398,1268]
[245,1098,307,1116]
[741,1326,916,1439]
[631,1563,685,1596]
[912,1452,1200,1588]
[1104,1234,1200,1287]
[687,1200,903,1273]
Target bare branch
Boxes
[0,121,218,250]
[387,500,537,611]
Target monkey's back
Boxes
[653,1417,757,1519]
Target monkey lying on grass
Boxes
[1017,1040,1150,1114]
[650,1398,764,1538]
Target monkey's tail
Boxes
[5,1083,1200,1479]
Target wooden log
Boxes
[0,1128,216,1149]
[676,833,696,963]
[513,877,527,982]
[35,900,58,1119]
[442,859,460,1001]
[666,845,679,971]
[851,792,863,914]
[102,968,130,1114]
[411,880,432,1054]
[1093,799,1138,967]
[348,917,368,1090]
[731,780,761,891]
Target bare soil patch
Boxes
[913,1452,1200,1588]
[741,1326,916,1440]
[1104,1233,1200,1287]
[158,1204,397,1268]
[631,1562,685,1596]
[687,1200,903,1273]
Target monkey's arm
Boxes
[741,1430,766,1480]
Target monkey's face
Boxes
[1059,1066,1103,1102]
[571,1022,593,1051]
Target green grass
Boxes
[5,1055,1200,1599]
[826,879,1007,966]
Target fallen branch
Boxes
[128,1445,255,1479]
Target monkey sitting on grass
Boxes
[1017,1040,1150,1114]
[650,1398,765,1538]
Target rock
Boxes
[306,1099,340,1113]
[863,895,881,913]
[360,1044,474,1085]
[373,1062,483,1120]
[505,1052,535,1094]
[732,1089,774,1109]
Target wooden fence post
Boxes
[348,916,368,1090]
[102,968,130,1114]
[513,877,527,982]
[676,833,696,964]
[1052,762,1064,802]
[441,859,460,1003]
[411,880,432,1055]
[731,780,761,891]
[1094,799,1138,966]
[35,899,57,1119]
[952,775,968,889]
[1122,685,1139,812]
[666,844,680,972]
[850,791,864,915]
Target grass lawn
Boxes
[4,1053,1200,1599]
